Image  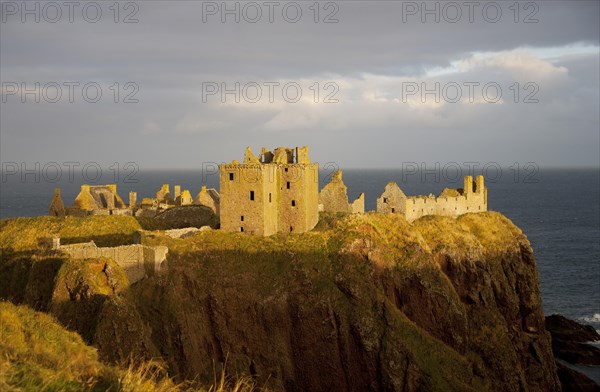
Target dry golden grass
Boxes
[0,215,141,252]
[0,302,265,391]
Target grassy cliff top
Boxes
[138,211,527,260]
[0,212,526,257]
[0,215,141,252]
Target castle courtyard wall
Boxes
[58,242,168,284]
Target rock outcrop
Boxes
[546,314,600,365]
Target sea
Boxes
[2,168,599,350]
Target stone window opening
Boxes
[286,181,290,189]
[241,215,244,221]
[391,208,395,213]
[285,168,288,172]
[383,197,388,203]
[99,194,108,208]
[290,226,293,232]
[241,227,244,232]
[269,193,272,203]
[250,191,255,201]
[291,200,296,207]
[229,173,234,181]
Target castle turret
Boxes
[296,146,310,164]
[463,176,473,194]
[475,176,484,194]
[174,185,181,200]
[129,191,137,208]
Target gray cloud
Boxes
[1,0,598,169]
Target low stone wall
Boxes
[57,240,168,284]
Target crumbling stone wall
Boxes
[377,176,487,221]
[194,186,220,215]
[319,170,364,214]
[49,188,66,217]
[404,176,487,221]
[57,240,168,284]
[58,184,131,217]
[376,182,407,215]
[350,193,365,214]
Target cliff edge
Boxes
[0,212,561,391]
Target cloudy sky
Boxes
[1,0,598,169]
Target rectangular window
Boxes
[229,173,234,181]
[240,227,244,232]
[383,197,388,203]
[286,181,290,189]
[241,215,244,221]
[290,226,293,232]
[291,200,296,207]
[269,193,272,203]
[391,208,395,213]
[285,168,288,172]
[250,191,254,201]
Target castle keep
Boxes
[219,146,319,236]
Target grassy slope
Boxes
[0,301,262,391]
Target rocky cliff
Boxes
[0,212,561,391]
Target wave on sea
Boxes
[579,313,600,324]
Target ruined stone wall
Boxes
[376,176,487,221]
[403,176,487,221]
[351,193,365,214]
[376,182,407,215]
[319,170,364,215]
[194,187,220,215]
[59,242,168,284]
[49,188,66,217]
[404,190,487,221]
[319,173,351,213]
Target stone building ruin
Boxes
[319,170,364,214]
[49,184,132,217]
[218,146,319,236]
[48,146,490,236]
[376,175,487,221]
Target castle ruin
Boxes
[49,184,132,217]
[376,175,487,221]
[48,147,490,237]
[319,170,364,214]
[218,146,319,236]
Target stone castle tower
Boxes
[219,146,319,236]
